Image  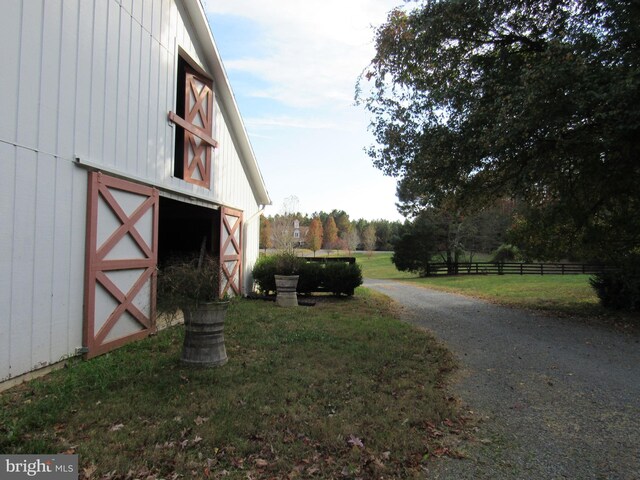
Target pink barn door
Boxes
[83,172,159,359]
[220,207,243,297]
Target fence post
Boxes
[540,264,543,275]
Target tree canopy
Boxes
[306,217,324,255]
[323,216,339,249]
[392,212,440,274]
[361,0,640,261]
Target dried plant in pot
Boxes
[273,252,303,307]
[157,254,228,367]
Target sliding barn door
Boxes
[220,207,243,297]
[84,172,159,359]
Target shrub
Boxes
[297,262,323,294]
[252,253,305,294]
[491,244,523,263]
[252,256,363,296]
[590,256,640,311]
[252,256,278,294]
[322,262,363,296]
[272,251,304,275]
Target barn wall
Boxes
[0,146,86,382]
[0,0,261,206]
[0,0,264,381]
[213,105,264,292]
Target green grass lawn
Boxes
[355,252,610,317]
[410,275,600,315]
[353,252,414,280]
[0,292,463,479]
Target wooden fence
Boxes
[424,262,617,276]
[306,257,357,265]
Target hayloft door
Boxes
[220,207,243,297]
[84,172,159,359]
[168,59,217,189]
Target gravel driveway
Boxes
[364,278,640,479]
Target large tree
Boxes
[362,224,378,254]
[323,216,339,249]
[361,0,640,261]
[306,217,324,256]
[392,213,440,275]
[259,215,272,253]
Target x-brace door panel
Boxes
[220,207,243,297]
[84,172,159,359]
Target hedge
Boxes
[252,254,362,296]
[590,256,640,311]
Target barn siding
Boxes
[0,143,16,381]
[1,0,266,382]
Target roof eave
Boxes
[182,0,272,207]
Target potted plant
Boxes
[157,254,229,367]
[273,252,302,307]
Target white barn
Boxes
[0,0,271,385]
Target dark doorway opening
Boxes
[157,197,220,265]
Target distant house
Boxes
[1,0,270,386]
[293,220,309,247]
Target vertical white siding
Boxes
[0,143,16,381]
[38,0,63,154]
[1,0,265,381]
[16,2,43,150]
[0,145,87,382]
[57,0,79,158]
[0,2,21,145]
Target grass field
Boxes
[354,252,607,316]
[0,292,463,479]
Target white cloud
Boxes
[206,0,403,108]
[205,0,407,221]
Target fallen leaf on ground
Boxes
[347,435,364,448]
[194,416,209,425]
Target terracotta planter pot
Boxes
[181,301,229,367]
[275,275,299,307]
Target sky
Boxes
[204,0,406,221]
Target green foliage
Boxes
[491,244,524,263]
[590,257,640,311]
[252,253,305,293]
[252,256,363,296]
[273,251,303,275]
[322,263,363,296]
[391,206,513,274]
[252,256,278,293]
[361,0,640,261]
[297,262,323,294]
[392,213,439,275]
